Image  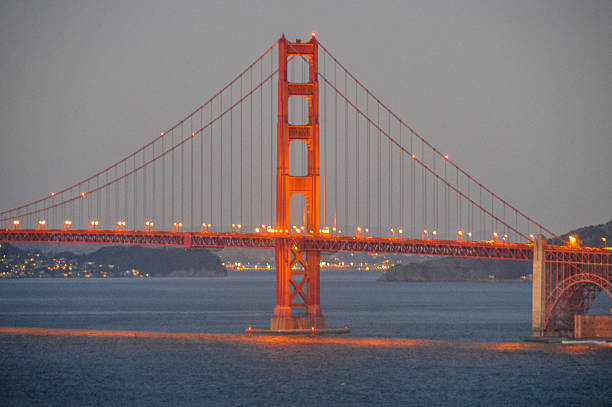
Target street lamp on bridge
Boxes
[603,237,607,248]
[144,221,155,231]
[64,220,72,230]
[172,222,183,232]
[37,220,46,230]
[201,223,212,232]
[89,220,99,230]
[12,220,20,229]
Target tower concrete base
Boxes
[270,314,326,330]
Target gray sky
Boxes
[0,0,610,235]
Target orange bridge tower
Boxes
[270,35,325,330]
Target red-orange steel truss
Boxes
[541,246,612,335]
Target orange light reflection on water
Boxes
[1,328,610,352]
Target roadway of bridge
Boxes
[2,229,611,265]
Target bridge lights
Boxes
[356,226,362,237]
[144,221,155,231]
[201,223,212,232]
[422,229,428,239]
[12,220,20,229]
[389,228,395,238]
[89,220,99,230]
[398,228,404,236]
[231,224,242,232]
[116,220,126,231]
[492,232,498,242]
[81,192,86,197]
[529,234,535,243]
[311,31,316,38]
[467,232,472,241]
[37,220,46,230]
[457,230,463,240]
[64,220,72,230]
[503,234,508,242]
[603,237,607,248]
[50,192,56,197]
[172,222,183,232]
[444,154,449,160]
[432,230,438,239]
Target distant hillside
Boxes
[70,246,227,277]
[379,257,529,282]
[553,219,611,247]
[378,218,611,282]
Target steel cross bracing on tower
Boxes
[1,34,610,337]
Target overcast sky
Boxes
[0,0,610,235]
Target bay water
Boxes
[1,272,610,406]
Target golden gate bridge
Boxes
[1,34,610,337]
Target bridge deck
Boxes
[2,229,608,263]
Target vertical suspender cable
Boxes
[162,133,165,228]
[190,117,194,230]
[209,103,213,228]
[259,60,263,227]
[200,109,203,225]
[124,161,128,223]
[367,95,370,230]
[334,64,337,230]
[400,125,403,231]
[152,142,156,224]
[143,149,146,225]
[388,112,391,230]
[115,166,119,226]
[240,74,243,227]
[322,52,326,227]
[270,51,274,226]
[230,83,233,227]
[411,133,414,236]
[134,155,137,227]
[344,71,348,231]
[250,69,253,228]
[355,80,359,228]
[220,93,223,230]
[377,103,381,235]
[181,124,184,226]
[172,129,175,224]
[106,171,110,228]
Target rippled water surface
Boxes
[1,273,611,406]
